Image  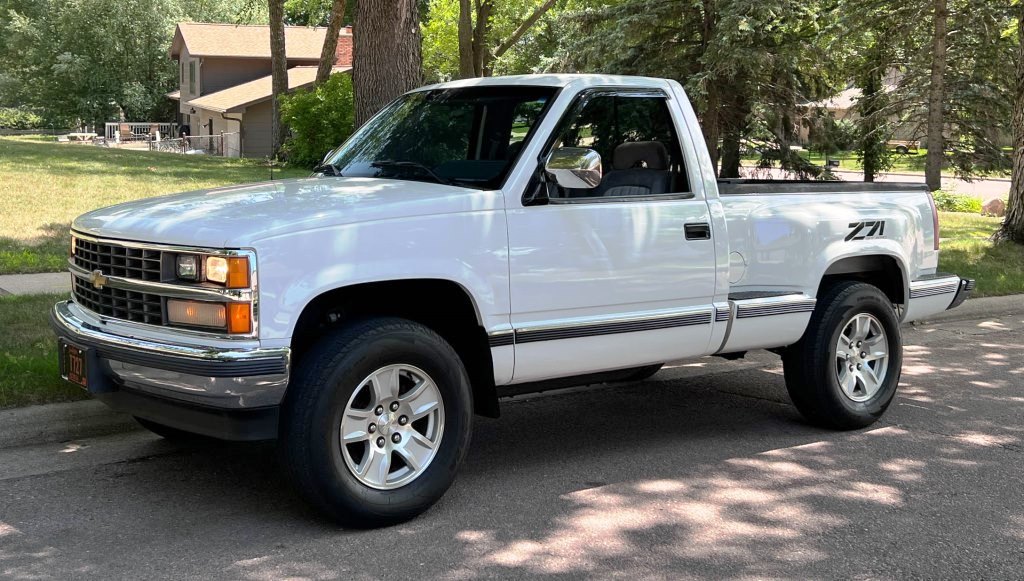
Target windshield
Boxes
[326,86,557,189]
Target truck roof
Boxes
[417,74,675,92]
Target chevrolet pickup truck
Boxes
[52,74,974,526]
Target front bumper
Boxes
[50,300,289,440]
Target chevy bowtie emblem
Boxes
[89,269,108,290]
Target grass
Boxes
[0,293,86,408]
[0,136,307,274]
[937,212,1024,298]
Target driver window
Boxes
[551,94,689,199]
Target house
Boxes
[168,23,352,158]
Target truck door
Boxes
[505,89,718,383]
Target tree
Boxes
[924,0,948,191]
[316,0,348,84]
[269,0,289,157]
[455,0,559,78]
[354,0,423,126]
[997,4,1024,244]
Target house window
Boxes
[189,60,196,95]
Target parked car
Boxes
[52,75,974,526]
[886,140,920,154]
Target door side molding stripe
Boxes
[489,307,715,346]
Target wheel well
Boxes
[290,279,499,418]
[818,255,905,305]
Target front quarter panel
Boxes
[251,188,510,358]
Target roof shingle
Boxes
[170,23,350,60]
[185,66,351,113]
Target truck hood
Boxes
[72,177,493,248]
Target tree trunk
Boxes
[997,7,1024,244]
[860,64,883,183]
[458,0,476,78]
[472,0,493,76]
[354,0,422,126]
[924,0,947,191]
[269,0,288,158]
[316,0,347,85]
[720,129,742,178]
[698,0,720,175]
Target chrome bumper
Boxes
[50,300,290,411]
[904,274,975,322]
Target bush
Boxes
[932,190,982,214]
[280,73,355,167]
[0,107,44,129]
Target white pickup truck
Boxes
[52,74,974,526]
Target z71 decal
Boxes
[845,220,886,241]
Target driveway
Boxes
[2,311,1023,579]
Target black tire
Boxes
[279,317,473,527]
[134,417,213,443]
[620,363,664,382]
[782,281,902,430]
[895,145,909,155]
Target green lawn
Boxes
[0,293,86,408]
[743,149,1010,177]
[937,212,1024,298]
[0,136,307,274]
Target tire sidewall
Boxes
[821,288,903,419]
[301,326,472,521]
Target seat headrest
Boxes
[612,141,669,171]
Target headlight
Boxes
[173,254,250,288]
[176,254,199,280]
[205,256,250,288]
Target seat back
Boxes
[596,141,672,197]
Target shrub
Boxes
[0,107,44,129]
[931,190,982,214]
[280,73,355,167]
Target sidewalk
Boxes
[0,272,70,296]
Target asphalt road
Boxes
[2,312,1023,580]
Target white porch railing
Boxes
[105,122,178,141]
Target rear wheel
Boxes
[279,318,473,527]
[782,281,902,429]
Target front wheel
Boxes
[782,281,902,429]
[279,318,473,527]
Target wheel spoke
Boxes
[371,367,401,402]
[342,427,369,443]
[838,366,857,396]
[403,378,441,419]
[853,315,871,341]
[359,448,391,486]
[861,365,881,394]
[397,431,436,471]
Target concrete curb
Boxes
[0,400,140,449]
[0,273,71,296]
[911,294,1024,326]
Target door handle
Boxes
[684,223,711,240]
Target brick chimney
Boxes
[334,26,353,67]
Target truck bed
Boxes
[717,179,929,196]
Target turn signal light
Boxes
[226,303,252,334]
[167,300,252,334]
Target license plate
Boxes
[61,341,88,389]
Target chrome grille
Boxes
[72,276,164,325]
[73,239,162,281]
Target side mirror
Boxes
[544,147,602,189]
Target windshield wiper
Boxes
[313,162,344,177]
[371,160,453,186]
